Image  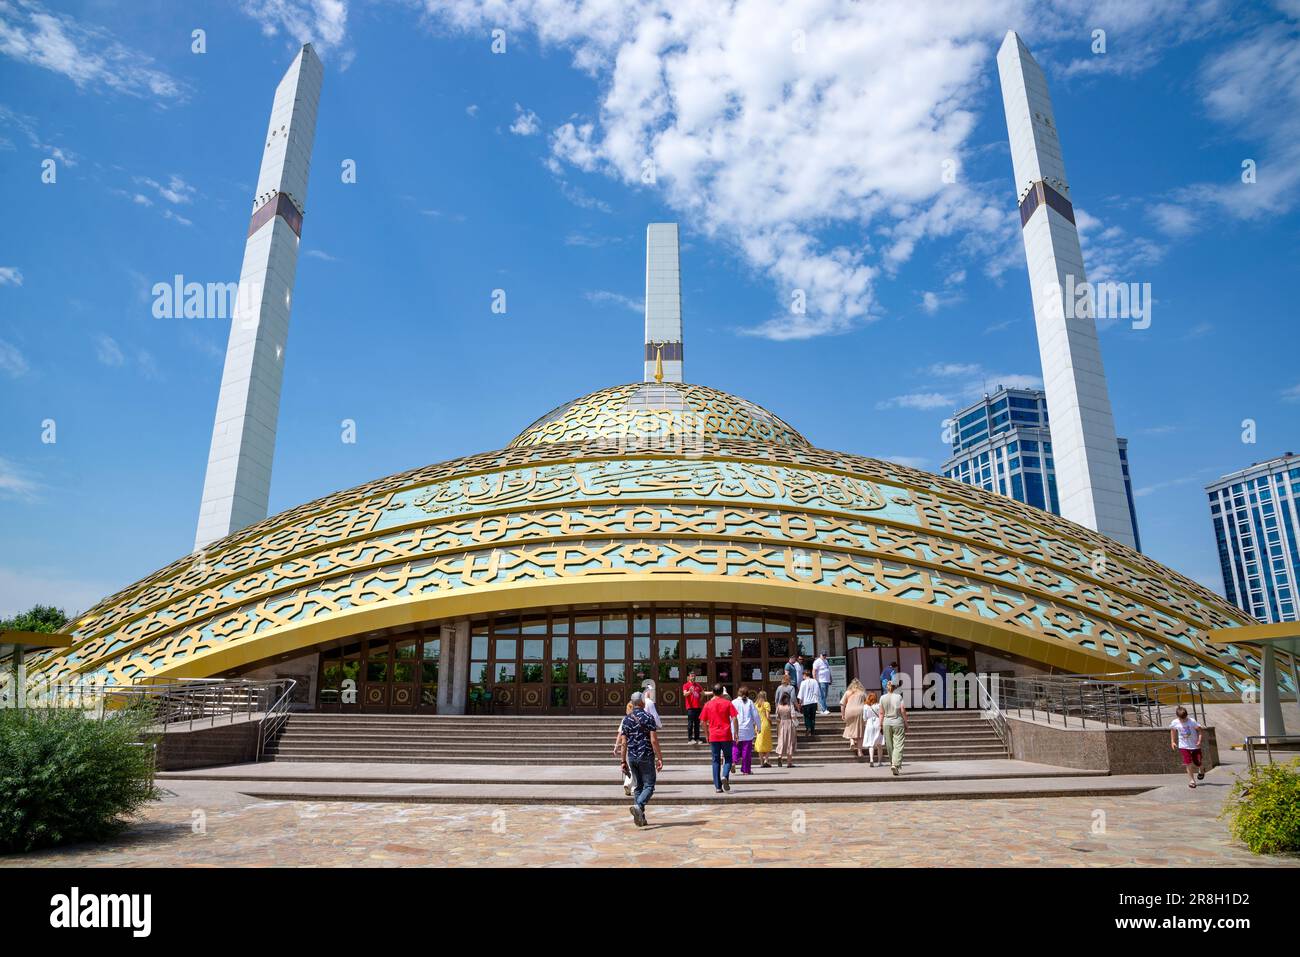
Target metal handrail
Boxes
[1245,734,1300,768]
[256,679,297,761]
[973,672,1010,750]
[989,673,1207,729]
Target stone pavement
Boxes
[4,758,1297,867]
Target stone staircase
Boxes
[264,710,1008,765]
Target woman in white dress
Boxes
[862,691,884,767]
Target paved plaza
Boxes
[4,758,1296,868]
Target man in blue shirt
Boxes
[616,691,664,827]
[881,661,898,695]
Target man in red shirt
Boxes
[682,672,704,745]
[699,684,738,793]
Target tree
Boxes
[0,604,69,634]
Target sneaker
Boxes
[623,784,631,796]
[721,778,731,792]
[1197,770,1205,780]
[891,766,899,776]
[629,805,646,827]
[715,788,723,794]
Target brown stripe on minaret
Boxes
[248,192,304,238]
[644,341,684,361]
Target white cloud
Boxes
[876,362,1042,412]
[585,289,643,312]
[510,103,541,136]
[0,103,77,166]
[239,0,350,56]
[428,0,1033,341]
[94,334,125,367]
[0,458,39,500]
[0,0,186,100]
[0,339,28,377]
[1281,383,1300,404]
[305,249,339,261]
[135,174,196,206]
[0,266,22,286]
[880,454,929,469]
[466,103,479,116]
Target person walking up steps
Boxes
[880,680,908,775]
[699,682,738,793]
[863,691,884,767]
[682,671,704,744]
[754,690,773,768]
[798,668,820,736]
[1169,706,1206,788]
[732,686,760,775]
[840,678,867,758]
[776,688,798,768]
[814,652,832,715]
[616,691,663,826]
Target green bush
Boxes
[1220,757,1300,855]
[0,707,159,854]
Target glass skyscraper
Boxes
[1206,452,1300,623]
[941,386,1141,552]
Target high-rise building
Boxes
[942,385,1141,552]
[195,45,323,551]
[1206,452,1300,623]
[643,223,683,382]
[997,32,1136,549]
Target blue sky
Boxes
[1,0,1298,617]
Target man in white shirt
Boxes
[797,671,821,736]
[813,653,832,715]
[732,687,761,774]
[1169,706,1205,788]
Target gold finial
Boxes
[653,343,664,383]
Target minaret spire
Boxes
[996,32,1136,549]
[195,44,323,551]
[643,223,683,383]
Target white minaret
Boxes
[195,44,323,551]
[997,32,1136,549]
[643,223,683,382]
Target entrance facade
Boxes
[312,604,979,714]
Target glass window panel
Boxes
[657,638,680,659]
[392,662,414,683]
[494,639,517,659]
[422,639,440,660]
[713,613,733,635]
[522,639,544,660]
[686,638,709,659]
[494,662,517,682]
[574,615,600,634]
[521,617,546,634]
[767,637,790,659]
[471,624,488,637]
[601,614,628,634]
[550,662,570,683]
[654,612,681,634]
[632,613,652,635]
[737,615,762,633]
[683,611,710,633]
[422,661,439,684]
[522,663,544,683]
[764,616,789,632]
[576,662,598,682]
[741,661,764,683]
[471,636,488,658]
[714,636,733,656]
[551,637,569,660]
[341,660,361,684]
[633,637,651,661]
[603,639,626,660]
[740,637,762,658]
[658,661,683,682]
[322,663,342,689]
[394,641,418,659]
[551,617,570,634]
[767,664,786,681]
[796,633,814,655]
[690,660,711,683]
[366,660,387,683]
[494,617,519,635]
[550,686,569,709]
[577,639,599,659]
[469,661,487,684]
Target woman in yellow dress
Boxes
[754,690,774,768]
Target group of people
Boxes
[613,657,910,827]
